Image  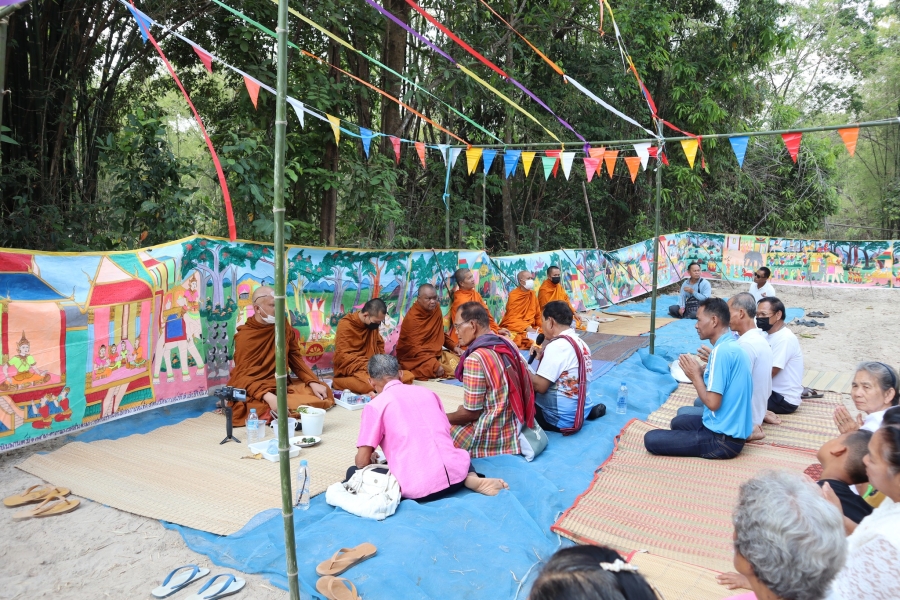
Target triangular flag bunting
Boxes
[326,114,341,144]
[647,146,658,159]
[560,151,576,180]
[781,132,802,163]
[415,142,426,168]
[589,147,606,159]
[604,150,619,178]
[482,149,497,174]
[438,144,450,164]
[838,127,859,157]
[729,136,749,168]
[286,98,305,129]
[540,156,556,180]
[584,157,601,182]
[660,151,669,166]
[633,143,651,170]
[466,147,483,175]
[545,150,561,178]
[192,46,213,73]
[243,76,261,110]
[391,137,402,164]
[449,147,462,169]
[360,128,373,158]
[680,139,698,169]
[624,157,641,182]
[522,152,536,176]
[503,150,521,178]
[126,6,152,44]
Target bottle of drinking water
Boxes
[342,389,358,405]
[296,460,310,510]
[616,383,628,415]
[246,408,259,444]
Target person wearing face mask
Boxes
[499,271,543,350]
[834,361,899,434]
[332,297,415,394]
[756,297,804,421]
[395,284,462,380]
[667,262,712,319]
[226,286,334,426]
[538,266,585,330]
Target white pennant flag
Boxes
[634,143,651,170]
[560,151,576,180]
[287,97,305,129]
[438,144,450,164]
[449,147,463,169]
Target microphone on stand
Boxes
[528,333,545,365]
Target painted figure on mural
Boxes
[127,336,146,368]
[179,272,206,376]
[1,332,50,391]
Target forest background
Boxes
[1,0,899,253]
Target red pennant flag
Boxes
[415,141,426,168]
[838,127,859,156]
[391,137,401,164]
[660,151,669,166]
[193,46,213,73]
[624,157,641,183]
[781,132,802,163]
[584,157,601,182]
[545,150,561,178]
[647,146,658,159]
[604,149,619,178]
[243,75,260,109]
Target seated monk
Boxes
[448,268,509,348]
[499,270,541,350]
[537,266,584,329]
[332,298,414,394]
[227,286,333,426]
[395,284,462,380]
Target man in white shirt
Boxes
[756,297,804,422]
[748,267,776,303]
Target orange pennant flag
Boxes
[604,149,619,178]
[243,75,260,110]
[838,127,859,157]
[415,142,426,168]
[680,139,699,169]
[624,157,641,183]
[522,151,536,176]
[588,147,606,160]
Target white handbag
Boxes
[325,465,401,521]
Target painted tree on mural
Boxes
[320,252,351,316]
[180,239,274,306]
[286,250,325,313]
[374,252,410,314]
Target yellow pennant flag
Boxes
[522,151,536,176]
[326,114,341,145]
[466,147,483,175]
[680,139,699,169]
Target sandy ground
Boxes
[1,284,896,599]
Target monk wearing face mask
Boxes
[499,271,542,350]
[227,286,333,426]
[537,266,585,329]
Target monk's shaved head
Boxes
[416,284,439,312]
[517,270,533,285]
[547,266,560,276]
[454,268,474,290]
[418,283,437,295]
[252,286,275,324]
[252,286,274,303]
[362,297,387,317]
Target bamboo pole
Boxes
[649,119,663,354]
[273,0,300,598]
[581,181,599,250]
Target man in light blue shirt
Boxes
[668,262,712,319]
[645,298,753,459]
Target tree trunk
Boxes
[320,39,341,245]
[379,0,409,151]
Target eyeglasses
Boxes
[452,321,470,332]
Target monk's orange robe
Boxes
[228,318,334,426]
[447,288,500,347]
[396,302,457,379]
[332,312,414,394]
[499,287,542,349]
[538,279,585,330]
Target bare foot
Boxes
[763,410,782,425]
[747,424,766,442]
[716,572,751,590]
[464,473,509,496]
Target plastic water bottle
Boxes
[342,389,358,404]
[616,383,628,415]
[296,460,310,510]
[247,408,259,444]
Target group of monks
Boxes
[226,266,582,425]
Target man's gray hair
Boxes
[729,292,757,318]
[734,471,846,600]
[367,354,399,380]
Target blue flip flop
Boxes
[183,573,246,600]
[151,565,210,598]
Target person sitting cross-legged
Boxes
[667,262,711,319]
[756,297,804,423]
[644,298,753,459]
[748,266,776,303]
[395,284,461,380]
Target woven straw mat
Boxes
[803,369,854,395]
[552,420,817,573]
[629,553,732,600]
[594,315,676,337]
[18,382,465,535]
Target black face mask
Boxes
[756,316,773,332]
[550,276,561,284]
[366,322,382,330]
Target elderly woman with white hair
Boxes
[717,470,847,599]
[834,362,898,434]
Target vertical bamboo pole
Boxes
[482,172,487,249]
[649,119,663,354]
[273,1,300,598]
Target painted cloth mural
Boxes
[0,232,896,451]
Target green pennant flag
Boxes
[541,156,556,180]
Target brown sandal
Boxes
[316,543,377,576]
[315,576,361,600]
[13,493,80,519]
[3,485,70,507]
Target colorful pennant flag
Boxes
[192,46,213,73]
[466,147,483,175]
[660,151,669,166]
[360,128,373,158]
[540,156,556,180]
[415,142,427,168]
[560,151,576,180]
[633,143,651,170]
[126,5,152,43]
[449,147,463,169]
[545,149,561,178]
[584,157,601,182]
[243,75,261,109]
[680,139,698,169]
[838,127,859,156]
[647,146,658,159]
[624,157,641,182]
[391,137,402,164]
[604,149,619,178]
[522,151,536,176]
[482,148,498,174]
[326,114,341,144]
[438,144,450,163]
[589,147,606,160]
[729,136,749,168]
[503,149,521,178]
[781,132,802,163]
[286,98,305,129]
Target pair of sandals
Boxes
[795,319,826,327]
[315,542,377,600]
[151,565,245,599]
[4,485,80,519]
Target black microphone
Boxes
[528,333,545,365]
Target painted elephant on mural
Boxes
[744,251,764,269]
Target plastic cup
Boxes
[300,407,326,436]
[586,320,600,333]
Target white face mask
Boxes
[256,297,277,325]
[524,279,535,290]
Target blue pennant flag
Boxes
[729,136,749,168]
[503,150,521,178]
[482,149,497,174]
[127,5,152,44]
[359,127,373,158]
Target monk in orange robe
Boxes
[396,284,462,380]
[538,265,585,329]
[332,298,415,394]
[447,268,510,347]
[227,286,334,426]
[499,271,542,349]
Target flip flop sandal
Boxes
[3,484,70,507]
[151,565,211,598]
[802,388,825,399]
[12,494,79,519]
[316,542,378,576]
[807,311,830,318]
[316,576,361,600]
[183,573,245,600]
